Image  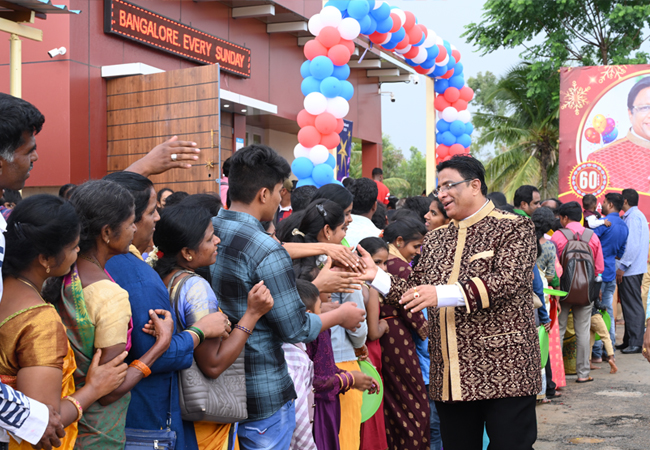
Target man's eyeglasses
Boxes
[632,105,650,115]
[432,179,474,196]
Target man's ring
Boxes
[227,320,231,327]
[171,153,178,161]
[643,347,647,354]
[413,288,420,299]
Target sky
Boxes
[378,0,527,156]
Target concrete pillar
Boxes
[426,77,437,194]
[9,34,21,98]
[361,140,381,179]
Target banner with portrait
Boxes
[559,65,650,219]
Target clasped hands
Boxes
[399,285,438,313]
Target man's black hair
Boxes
[228,145,291,205]
[164,191,189,207]
[557,201,583,222]
[513,185,539,209]
[582,194,597,210]
[627,77,650,111]
[436,155,488,196]
[372,167,383,177]
[487,191,507,206]
[348,178,379,215]
[403,196,431,224]
[371,202,387,229]
[604,193,624,212]
[222,157,231,177]
[0,93,45,161]
[622,188,639,207]
[103,171,155,223]
[387,195,398,210]
[291,185,318,213]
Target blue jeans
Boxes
[238,400,295,450]
[592,280,616,359]
[428,387,442,450]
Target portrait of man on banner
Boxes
[335,120,353,181]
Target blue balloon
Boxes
[446,56,456,70]
[340,80,354,101]
[436,132,442,144]
[434,79,449,94]
[334,180,344,186]
[296,177,316,188]
[310,56,334,80]
[602,127,618,144]
[358,15,373,35]
[325,0,350,11]
[443,40,452,54]
[300,60,311,79]
[465,122,474,135]
[383,36,399,50]
[347,0,370,20]
[440,131,456,147]
[301,76,321,96]
[325,153,336,169]
[332,64,351,81]
[457,133,472,148]
[362,15,377,35]
[376,17,393,33]
[370,1,390,22]
[367,0,376,9]
[292,157,315,179]
[449,75,465,89]
[320,76,342,98]
[432,65,447,77]
[436,120,450,132]
[312,164,335,187]
[449,120,466,137]
[391,27,406,43]
[426,45,439,62]
[453,62,464,76]
[421,59,435,70]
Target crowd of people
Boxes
[0,92,649,450]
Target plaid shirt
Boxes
[211,209,322,421]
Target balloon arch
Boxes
[291,0,474,188]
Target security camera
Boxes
[390,93,396,103]
[48,47,67,58]
[409,74,420,85]
[378,89,396,102]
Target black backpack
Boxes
[558,228,601,306]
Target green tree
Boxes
[467,71,509,161]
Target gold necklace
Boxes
[17,276,45,301]
[78,254,104,270]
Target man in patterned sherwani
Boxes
[375,155,541,449]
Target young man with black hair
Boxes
[375,155,542,449]
[551,201,604,382]
[275,178,294,223]
[210,144,366,450]
[290,185,318,213]
[590,193,628,362]
[372,167,390,206]
[345,178,381,248]
[615,189,650,354]
[513,185,541,217]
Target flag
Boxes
[335,120,353,181]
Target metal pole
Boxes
[9,33,21,98]
[425,77,437,194]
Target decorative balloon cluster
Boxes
[294,0,474,187]
[584,114,618,145]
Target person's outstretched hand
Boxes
[125,136,201,177]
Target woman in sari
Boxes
[45,181,174,449]
[380,217,430,450]
[0,195,132,449]
[153,204,273,450]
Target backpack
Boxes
[558,228,601,307]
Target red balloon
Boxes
[452,49,461,63]
[443,155,452,161]
[335,118,345,133]
[584,127,601,144]
[407,27,423,45]
[315,113,337,135]
[443,87,460,103]
[340,39,356,55]
[459,86,474,102]
[317,26,341,49]
[414,65,430,74]
[403,46,419,59]
[304,40,328,60]
[297,109,316,128]
[441,68,454,79]
[328,45,351,66]
[452,99,468,111]
[418,24,428,38]
[435,45,448,63]
[298,126,322,148]
[320,132,340,149]
[437,145,450,158]
[395,35,410,50]
[369,31,389,44]
[434,95,451,112]
[389,13,402,33]
[449,144,465,156]
[403,11,416,30]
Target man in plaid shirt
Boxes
[211,145,366,450]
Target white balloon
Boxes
[395,44,411,55]
[423,29,437,48]
[309,145,330,165]
[304,92,328,115]
[412,46,428,64]
[338,17,361,40]
[320,6,342,27]
[294,143,310,159]
[451,44,457,51]
[380,33,392,45]
[392,8,406,25]
[435,36,444,46]
[425,67,435,75]
[308,14,323,36]
[326,96,350,119]
[436,54,449,66]
[373,0,383,10]
[441,107,458,122]
[457,110,472,123]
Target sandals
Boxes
[576,377,594,383]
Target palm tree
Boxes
[475,63,559,200]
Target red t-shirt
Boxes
[375,180,390,205]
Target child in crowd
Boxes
[590,305,618,374]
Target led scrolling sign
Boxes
[104,0,251,77]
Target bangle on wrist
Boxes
[187,326,205,344]
[129,360,151,378]
[185,329,200,344]
[234,324,253,336]
[63,395,83,422]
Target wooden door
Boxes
[106,64,223,195]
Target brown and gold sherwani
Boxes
[386,201,542,402]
